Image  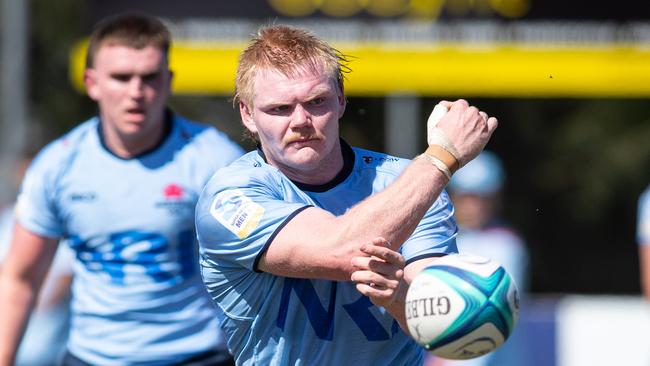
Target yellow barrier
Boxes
[70,40,650,97]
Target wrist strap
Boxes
[428,127,463,167]
[415,151,452,180]
[423,144,460,173]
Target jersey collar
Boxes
[97,109,174,160]
[257,138,355,192]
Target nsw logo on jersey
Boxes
[163,183,185,199]
[156,183,194,215]
[210,189,264,239]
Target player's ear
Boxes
[240,101,258,134]
[84,69,100,101]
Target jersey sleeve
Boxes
[14,144,67,238]
[638,186,650,245]
[196,166,309,273]
[401,189,458,264]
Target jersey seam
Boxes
[252,205,312,273]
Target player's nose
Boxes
[289,104,311,128]
[128,76,144,98]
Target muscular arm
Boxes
[0,224,58,366]
[259,100,497,280]
[261,160,445,280]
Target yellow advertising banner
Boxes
[70,40,650,97]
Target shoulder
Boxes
[352,146,410,175]
[351,145,452,207]
[196,152,290,230]
[14,119,98,227]
[28,118,98,176]
[204,152,281,191]
[173,115,244,155]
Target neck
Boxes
[283,157,343,186]
[270,140,345,186]
[99,115,167,159]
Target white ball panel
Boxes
[433,254,501,278]
[431,322,505,360]
[406,271,466,345]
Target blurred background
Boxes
[1,0,650,365]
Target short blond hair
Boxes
[234,25,350,107]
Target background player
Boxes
[195,24,497,365]
[448,150,529,290]
[426,150,529,366]
[0,13,243,366]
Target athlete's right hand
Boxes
[428,99,498,167]
[350,237,406,309]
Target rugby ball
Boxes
[405,254,519,359]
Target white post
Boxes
[385,94,420,159]
[0,0,29,205]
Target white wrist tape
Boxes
[426,104,463,167]
[428,128,462,167]
[415,153,452,180]
[427,103,448,130]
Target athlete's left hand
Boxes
[350,237,407,309]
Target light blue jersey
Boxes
[15,113,244,365]
[638,186,650,245]
[196,141,458,366]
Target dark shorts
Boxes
[61,349,235,366]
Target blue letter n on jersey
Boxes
[277,278,336,340]
[277,278,393,341]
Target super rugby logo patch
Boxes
[210,189,264,239]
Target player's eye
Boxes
[111,74,132,82]
[142,72,161,83]
[309,97,325,106]
[270,105,291,114]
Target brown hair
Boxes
[85,13,171,68]
[234,24,350,107]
